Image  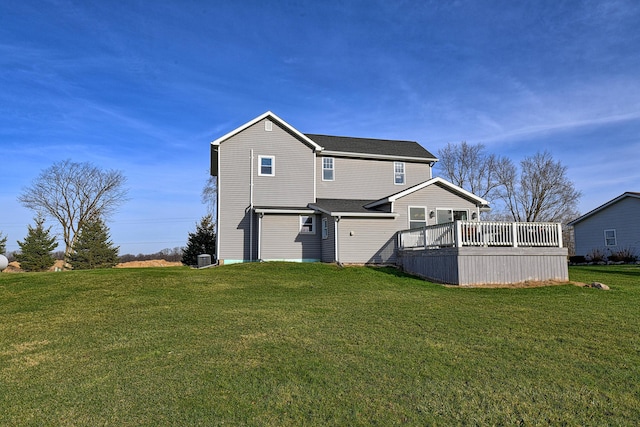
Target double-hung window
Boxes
[322,157,334,181]
[604,229,617,246]
[300,215,315,234]
[409,206,427,229]
[258,155,275,176]
[394,162,405,185]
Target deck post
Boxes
[557,223,563,248]
[512,222,518,247]
[454,220,463,248]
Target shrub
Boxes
[569,255,587,264]
[586,248,607,263]
[608,247,638,263]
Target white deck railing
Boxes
[398,221,563,249]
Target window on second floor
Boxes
[258,155,275,176]
[604,229,617,246]
[394,162,405,185]
[322,157,334,181]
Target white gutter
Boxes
[320,150,437,163]
[249,149,254,262]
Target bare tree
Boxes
[496,151,581,223]
[18,159,128,260]
[201,174,217,218]
[436,141,507,201]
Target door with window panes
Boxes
[436,209,468,224]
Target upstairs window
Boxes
[300,215,315,234]
[394,162,405,185]
[258,155,275,176]
[322,157,334,181]
[604,229,617,246]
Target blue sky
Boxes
[1,0,639,255]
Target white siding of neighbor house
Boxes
[316,156,431,200]
[218,119,315,262]
[260,214,321,261]
[573,196,640,257]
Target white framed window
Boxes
[604,229,617,246]
[258,155,275,176]
[322,157,334,181]
[436,209,468,224]
[300,215,315,234]
[409,206,427,229]
[394,162,405,185]
[322,217,328,239]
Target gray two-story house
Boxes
[211,111,489,265]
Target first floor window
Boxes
[322,157,334,181]
[322,217,328,239]
[436,209,468,224]
[409,206,427,229]
[604,229,617,246]
[394,162,405,185]
[300,215,315,234]
[258,155,275,176]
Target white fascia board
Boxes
[320,150,438,163]
[568,192,640,226]
[365,177,490,208]
[211,111,324,152]
[254,208,316,214]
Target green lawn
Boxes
[1,263,639,426]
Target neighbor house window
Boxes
[322,217,328,239]
[300,215,315,234]
[258,155,275,176]
[322,157,334,181]
[409,206,427,229]
[394,162,405,185]
[604,229,617,246]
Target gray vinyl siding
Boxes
[394,183,479,229]
[336,217,398,264]
[316,156,431,200]
[260,214,321,261]
[321,215,336,262]
[573,196,640,256]
[218,119,315,262]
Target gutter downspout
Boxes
[249,149,254,262]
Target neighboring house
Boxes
[211,111,489,265]
[568,192,640,257]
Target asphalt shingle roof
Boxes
[305,134,436,160]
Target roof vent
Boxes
[265,120,273,131]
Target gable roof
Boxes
[568,192,640,226]
[306,134,437,163]
[365,177,490,209]
[211,111,323,151]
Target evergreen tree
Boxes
[182,215,216,266]
[0,231,7,254]
[15,216,58,272]
[68,217,119,270]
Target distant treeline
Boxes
[5,247,185,263]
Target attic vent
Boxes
[265,120,273,131]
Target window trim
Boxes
[322,157,334,181]
[258,155,275,176]
[321,217,328,239]
[604,229,617,246]
[408,206,427,229]
[394,161,406,185]
[300,215,316,235]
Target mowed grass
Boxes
[1,263,639,426]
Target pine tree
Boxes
[182,215,216,266]
[15,216,58,272]
[68,217,119,270]
[0,231,7,254]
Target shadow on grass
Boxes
[364,265,426,281]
